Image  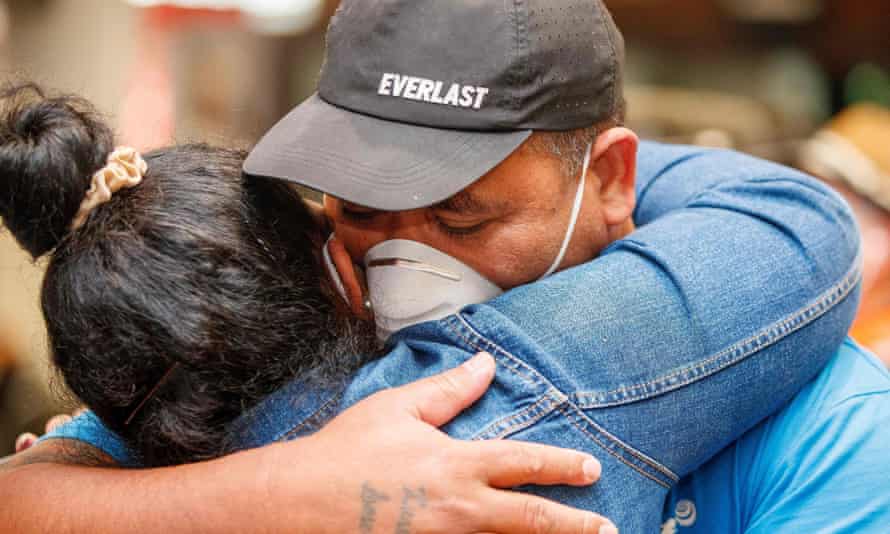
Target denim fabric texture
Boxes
[46,142,863,533]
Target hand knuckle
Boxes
[509,447,545,478]
[432,494,478,524]
[522,500,557,534]
[431,374,463,402]
[580,514,600,534]
[443,448,475,480]
[526,451,546,478]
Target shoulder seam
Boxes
[572,250,862,408]
[447,314,679,487]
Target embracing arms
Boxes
[0,353,613,534]
[2,143,860,531]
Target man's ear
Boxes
[327,236,372,320]
[591,127,638,226]
[304,197,331,235]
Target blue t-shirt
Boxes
[662,339,890,533]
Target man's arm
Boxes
[1,353,615,534]
[475,142,861,476]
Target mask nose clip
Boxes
[363,239,504,342]
[367,258,462,282]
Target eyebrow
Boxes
[432,190,506,214]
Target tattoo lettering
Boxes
[394,487,427,534]
[359,482,391,534]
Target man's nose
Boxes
[374,208,429,241]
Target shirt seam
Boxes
[442,316,548,390]
[572,252,862,408]
[471,391,566,441]
[274,391,344,443]
[445,314,679,486]
[557,404,674,489]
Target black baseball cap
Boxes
[244,0,625,210]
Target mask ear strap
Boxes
[323,234,350,303]
[540,142,592,280]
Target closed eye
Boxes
[435,216,487,238]
[341,203,380,221]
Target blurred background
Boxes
[1,0,889,454]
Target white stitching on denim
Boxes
[276,392,343,443]
[573,254,862,408]
[451,314,679,480]
[472,392,564,441]
[443,317,546,389]
[557,404,673,489]
[447,313,679,484]
[558,401,679,481]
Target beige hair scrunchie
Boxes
[70,147,148,231]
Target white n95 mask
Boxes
[322,235,504,341]
[364,239,504,341]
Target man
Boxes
[4,1,885,533]
[184,0,890,531]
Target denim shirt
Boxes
[47,142,863,533]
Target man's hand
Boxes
[270,351,617,534]
[2,352,617,534]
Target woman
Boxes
[0,83,379,466]
[0,84,860,531]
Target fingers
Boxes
[44,414,73,434]
[15,433,38,453]
[14,410,81,454]
[388,352,496,427]
[473,440,601,488]
[481,491,618,534]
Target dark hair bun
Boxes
[0,83,114,259]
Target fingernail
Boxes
[583,458,601,482]
[599,523,619,534]
[463,352,492,375]
[46,414,73,433]
[15,434,36,452]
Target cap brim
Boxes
[244,94,532,210]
